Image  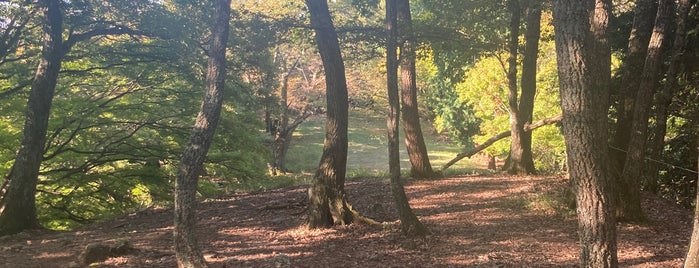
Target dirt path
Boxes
[0,175,691,267]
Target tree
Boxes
[269,55,304,174]
[305,0,357,228]
[173,0,230,267]
[0,0,63,236]
[386,0,429,236]
[646,0,695,193]
[511,0,542,175]
[0,0,152,236]
[618,0,673,222]
[397,0,437,179]
[441,114,562,171]
[611,0,656,169]
[552,0,618,267]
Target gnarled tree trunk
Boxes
[305,0,356,228]
[173,1,230,267]
[552,0,618,267]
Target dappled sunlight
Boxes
[1,175,690,267]
[34,251,73,261]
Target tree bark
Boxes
[618,0,673,222]
[0,0,63,236]
[386,0,428,236]
[515,2,541,175]
[647,0,695,193]
[611,0,656,169]
[552,0,618,267]
[685,125,699,267]
[397,0,437,179]
[305,0,356,228]
[173,1,230,267]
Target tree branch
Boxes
[441,114,562,171]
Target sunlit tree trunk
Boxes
[552,0,618,267]
[397,0,437,179]
[618,0,673,222]
[387,0,428,236]
[647,0,695,193]
[305,0,356,228]
[173,1,230,267]
[0,0,63,236]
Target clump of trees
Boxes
[2,0,699,267]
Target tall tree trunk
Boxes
[647,0,695,193]
[618,0,673,222]
[685,124,699,267]
[611,0,656,169]
[397,0,436,179]
[305,0,356,228]
[504,0,529,175]
[0,0,63,236]
[173,1,230,267]
[386,0,428,236]
[516,2,541,175]
[552,0,618,267]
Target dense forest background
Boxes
[1,0,699,267]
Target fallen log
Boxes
[440,114,563,171]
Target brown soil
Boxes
[0,175,692,267]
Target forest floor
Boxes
[0,174,692,267]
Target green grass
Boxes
[285,109,478,178]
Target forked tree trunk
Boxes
[272,115,311,174]
[552,0,618,267]
[386,0,428,236]
[685,128,699,267]
[0,0,63,236]
[611,0,656,169]
[305,0,356,228]
[646,0,695,193]
[270,59,307,174]
[397,0,437,179]
[173,1,230,267]
[618,0,673,222]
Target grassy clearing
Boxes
[285,109,479,179]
